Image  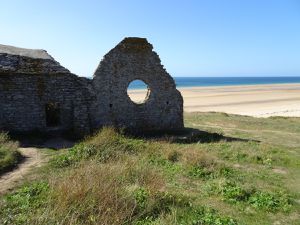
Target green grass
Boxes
[0,133,21,174]
[0,112,300,225]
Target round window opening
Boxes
[127,80,151,104]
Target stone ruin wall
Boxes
[0,38,183,137]
[0,73,93,136]
[92,38,183,131]
[0,49,93,136]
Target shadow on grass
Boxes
[127,127,259,144]
[8,127,259,149]
[0,153,24,176]
[9,131,75,150]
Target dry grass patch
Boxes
[49,162,136,225]
[43,157,166,225]
[182,148,216,168]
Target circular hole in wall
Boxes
[127,80,151,104]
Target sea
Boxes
[128,77,300,89]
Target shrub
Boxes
[218,180,249,203]
[248,191,291,212]
[214,180,292,212]
[133,187,149,210]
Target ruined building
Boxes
[0,38,183,136]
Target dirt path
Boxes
[0,147,45,195]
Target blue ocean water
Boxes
[128,77,300,89]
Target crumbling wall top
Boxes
[116,37,153,52]
[0,44,69,74]
[0,44,53,60]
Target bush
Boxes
[218,180,249,203]
[248,191,291,212]
[134,187,149,210]
[214,180,291,212]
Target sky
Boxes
[0,0,300,77]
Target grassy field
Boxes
[0,112,299,225]
[0,133,21,175]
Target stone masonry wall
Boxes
[0,73,92,136]
[91,38,183,131]
[0,38,184,137]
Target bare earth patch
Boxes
[0,147,45,195]
[272,168,288,175]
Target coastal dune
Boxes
[128,83,300,117]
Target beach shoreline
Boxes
[177,82,300,90]
[128,83,300,118]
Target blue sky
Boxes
[1,0,300,77]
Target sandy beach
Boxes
[128,83,300,117]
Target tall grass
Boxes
[44,160,167,224]
[0,132,21,174]
[1,128,237,224]
[51,127,152,168]
[1,115,299,225]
